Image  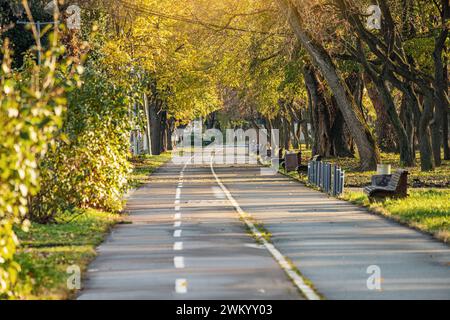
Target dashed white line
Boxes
[175,278,187,294]
[174,229,182,238]
[173,241,183,251]
[174,256,185,268]
[173,158,191,295]
[210,157,321,301]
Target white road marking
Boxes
[211,186,226,199]
[245,243,265,249]
[174,256,185,268]
[210,158,321,301]
[173,158,191,292]
[174,229,182,238]
[175,278,187,294]
[174,241,183,251]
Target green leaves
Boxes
[0,33,74,298]
[32,61,132,221]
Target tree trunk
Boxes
[283,117,291,150]
[276,0,379,170]
[291,122,299,149]
[363,74,398,152]
[286,100,301,149]
[443,55,450,160]
[160,110,168,153]
[305,74,317,155]
[364,68,415,166]
[400,96,415,154]
[300,109,311,149]
[303,65,333,157]
[205,111,217,129]
[273,115,283,149]
[149,98,162,155]
[419,91,436,171]
[431,4,448,165]
[167,118,174,151]
[143,93,152,155]
[405,85,435,171]
[330,97,354,157]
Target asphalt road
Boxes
[78,162,300,300]
[78,158,450,300]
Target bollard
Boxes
[308,162,311,183]
[333,165,337,196]
[308,161,344,195]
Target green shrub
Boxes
[0,38,74,298]
[30,63,132,222]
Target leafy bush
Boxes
[0,38,72,298]
[30,63,132,222]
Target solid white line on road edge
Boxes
[174,230,182,237]
[175,278,187,294]
[174,256,185,268]
[175,206,180,211]
[174,213,181,220]
[174,221,181,228]
[210,159,321,301]
[175,188,181,199]
[174,199,180,205]
[174,241,183,251]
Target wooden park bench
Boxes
[280,149,304,172]
[364,169,409,200]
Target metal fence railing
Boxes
[308,160,345,196]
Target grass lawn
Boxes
[128,152,173,188]
[322,152,450,188]
[15,209,121,299]
[14,153,172,299]
[341,189,450,243]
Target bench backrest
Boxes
[387,169,408,196]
